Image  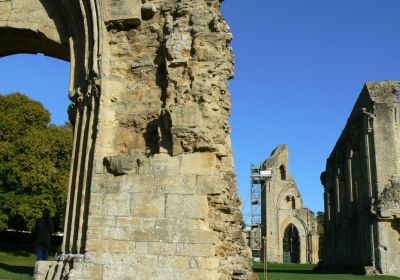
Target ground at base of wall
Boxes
[253,263,400,280]
[1,250,399,280]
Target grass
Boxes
[254,263,400,280]
[0,249,36,280]
[0,251,399,280]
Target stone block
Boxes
[104,0,141,25]
[183,270,221,280]
[180,153,217,175]
[155,218,209,231]
[126,254,158,267]
[183,230,217,244]
[114,128,146,152]
[89,193,103,214]
[116,216,135,228]
[91,253,114,265]
[86,239,108,252]
[127,174,155,192]
[176,243,215,257]
[86,228,101,240]
[142,218,156,229]
[0,10,10,20]
[101,227,130,240]
[102,264,137,279]
[129,242,147,254]
[103,155,134,175]
[131,193,165,218]
[82,264,104,279]
[158,256,189,269]
[11,0,22,9]
[130,229,159,242]
[0,2,11,11]
[165,194,208,219]
[88,215,115,228]
[149,153,180,175]
[108,240,131,253]
[102,193,130,216]
[196,175,224,194]
[94,174,154,194]
[34,261,56,278]
[22,0,40,10]
[190,257,220,269]
[147,242,176,255]
[154,174,196,194]
[171,105,202,128]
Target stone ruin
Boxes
[260,145,319,264]
[0,0,256,279]
[321,81,400,276]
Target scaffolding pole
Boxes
[249,164,272,263]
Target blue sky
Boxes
[1,1,399,224]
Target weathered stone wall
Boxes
[0,0,255,279]
[321,81,400,276]
[261,145,319,264]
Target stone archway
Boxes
[280,214,308,263]
[0,0,99,256]
[1,0,254,279]
[283,223,300,263]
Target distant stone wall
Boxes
[0,0,255,279]
[321,81,400,276]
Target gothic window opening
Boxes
[280,165,287,180]
[283,223,300,263]
[285,196,296,209]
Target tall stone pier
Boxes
[321,81,400,276]
[0,0,255,279]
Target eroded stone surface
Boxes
[1,0,255,279]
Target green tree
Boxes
[0,93,72,232]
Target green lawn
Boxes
[255,263,400,280]
[0,252,400,280]
[0,249,35,280]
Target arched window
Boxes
[283,223,300,263]
[280,165,286,180]
[285,196,296,209]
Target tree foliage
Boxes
[0,93,72,232]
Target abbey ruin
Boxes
[321,81,400,276]
[0,0,256,279]
[250,145,319,264]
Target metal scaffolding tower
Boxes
[249,164,272,260]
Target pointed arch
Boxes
[283,223,300,263]
[280,164,287,180]
[0,0,101,256]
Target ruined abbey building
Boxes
[254,145,319,264]
[321,81,400,276]
[0,0,256,279]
